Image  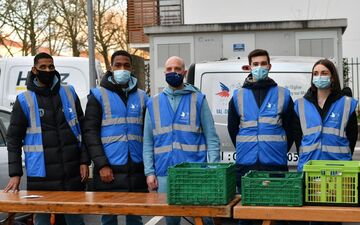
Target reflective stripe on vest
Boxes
[300,143,350,154]
[22,91,44,153]
[154,142,207,154]
[101,134,143,144]
[61,86,82,143]
[236,135,287,142]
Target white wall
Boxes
[183,0,360,57]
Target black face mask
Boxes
[165,72,184,87]
[36,69,56,86]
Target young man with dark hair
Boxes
[4,52,89,225]
[227,49,295,225]
[83,50,147,225]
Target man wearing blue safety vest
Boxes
[143,56,220,225]
[83,50,147,225]
[4,52,89,225]
[227,49,295,225]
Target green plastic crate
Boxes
[303,160,360,205]
[241,171,303,206]
[167,162,236,205]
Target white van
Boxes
[187,56,324,169]
[0,56,103,110]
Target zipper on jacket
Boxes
[52,94,66,189]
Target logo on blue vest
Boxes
[39,109,44,117]
[130,103,140,113]
[329,112,340,124]
[179,111,190,122]
[265,102,276,112]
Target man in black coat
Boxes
[83,50,147,225]
[4,52,89,225]
[227,49,296,191]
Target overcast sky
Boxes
[183,0,359,57]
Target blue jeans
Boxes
[157,176,214,225]
[101,215,143,225]
[35,214,84,225]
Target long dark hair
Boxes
[310,59,341,93]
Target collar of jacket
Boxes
[303,87,343,105]
[163,83,198,97]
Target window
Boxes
[299,38,334,58]
[157,43,191,67]
[0,110,11,130]
[0,119,6,147]
[0,129,5,147]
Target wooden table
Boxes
[0,191,240,225]
[234,202,360,225]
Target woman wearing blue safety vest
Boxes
[294,59,358,173]
[4,52,89,225]
[143,56,220,225]
[83,50,148,225]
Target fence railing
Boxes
[344,57,360,112]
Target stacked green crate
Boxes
[167,163,236,205]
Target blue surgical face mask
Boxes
[165,72,184,87]
[113,70,131,84]
[252,67,269,81]
[312,76,331,89]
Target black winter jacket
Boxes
[83,72,147,192]
[227,74,296,152]
[293,88,358,154]
[7,72,89,191]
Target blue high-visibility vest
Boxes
[147,92,207,176]
[233,86,290,166]
[91,88,147,165]
[18,85,81,177]
[294,96,358,171]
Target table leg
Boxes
[194,217,204,225]
[213,218,222,225]
[262,220,273,225]
[5,213,15,225]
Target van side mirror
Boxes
[242,65,251,72]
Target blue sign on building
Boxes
[233,43,245,52]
